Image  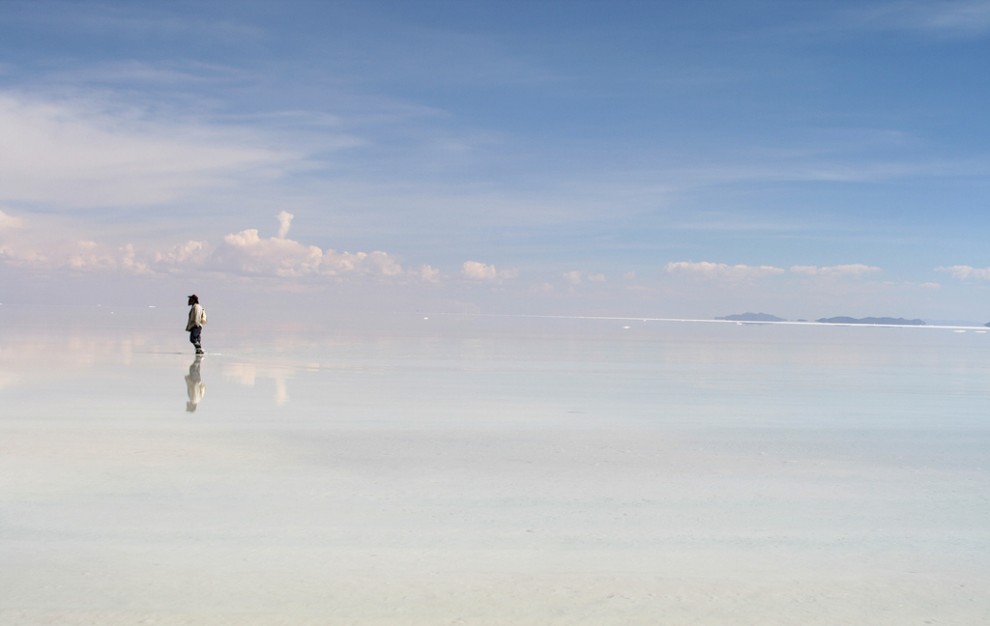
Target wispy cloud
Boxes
[790,264,882,277]
[665,261,886,282]
[847,1,990,39]
[0,93,298,209]
[10,2,265,45]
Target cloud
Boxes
[789,264,881,277]
[215,227,325,277]
[0,211,417,282]
[462,261,499,281]
[938,265,990,281]
[461,260,518,282]
[0,93,296,209]
[276,210,293,239]
[417,264,441,283]
[563,270,607,286]
[213,213,405,279]
[322,250,404,277]
[0,209,24,231]
[153,240,211,267]
[665,261,786,280]
[850,1,990,39]
[666,261,883,282]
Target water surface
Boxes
[2,311,988,624]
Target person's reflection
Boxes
[185,355,206,412]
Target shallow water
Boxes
[1,311,988,624]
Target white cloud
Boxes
[215,228,325,277]
[277,210,294,239]
[563,270,607,286]
[460,260,519,283]
[0,211,419,282]
[789,264,881,277]
[0,209,24,231]
[462,260,499,281]
[563,270,583,286]
[322,250,403,277]
[938,265,990,281]
[212,214,409,279]
[153,240,211,267]
[417,264,441,283]
[119,243,150,274]
[665,261,786,280]
[0,93,296,208]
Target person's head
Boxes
[187,294,199,306]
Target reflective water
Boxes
[1,310,988,624]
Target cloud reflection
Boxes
[221,361,290,405]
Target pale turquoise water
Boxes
[1,311,988,624]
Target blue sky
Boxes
[1,0,989,321]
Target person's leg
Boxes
[190,326,202,353]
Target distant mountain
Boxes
[817,316,926,326]
[716,312,786,322]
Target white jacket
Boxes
[186,303,206,331]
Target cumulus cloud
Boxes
[0,209,25,231]
[462,260,499,281]
[216,227,325,277]
[26,239,150,273]
[789,264,881,277]
[0,211,426,283]
[937,265,990,280]
[563,270,607,286]
[153,240,211,267]
[324,250,404,277]
[665,261,786,280]
[213,213,407,279]
[417,264,441,283]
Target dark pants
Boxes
[189,326,202,351]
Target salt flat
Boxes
[1,311,988,625]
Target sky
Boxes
[1,0,989,322]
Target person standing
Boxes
[186,294,207,355]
